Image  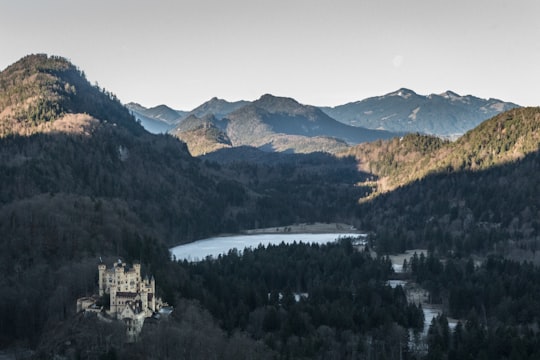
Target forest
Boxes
[171,239,424,358]
[411,253,540,359]
[2,55,540,359]
[30,236,540,359]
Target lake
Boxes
[170,233,362,262]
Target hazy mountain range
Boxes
[128,88,518,155]
[128,88,518,137]
[129,95,399,155]
[164,95,397,155]
[126,102,187,134]
[321,88,519,137]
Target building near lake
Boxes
[77,259,169,341]
[98,260,160,319]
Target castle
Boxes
[78,260,167,340]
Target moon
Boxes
[392,55,404,68]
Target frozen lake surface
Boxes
[170,233,361,262]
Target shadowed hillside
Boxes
[342,107,540,192]
[351,108,540,258]
[0,55,368,349]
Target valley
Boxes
[1,54,540,359]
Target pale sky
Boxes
[1,0,539,110]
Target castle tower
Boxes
[114,260,126,291]
[110,285,118,317]
[150,276,156,311]
[141,289,148,314]
[98,263,107,296]
[133,263,141,279]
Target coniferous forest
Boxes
[1,54,540,359]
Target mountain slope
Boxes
[0,54,145,136]
[0,55,250,345]
[343,107,540,258]
[342,107,540,192]
[170,114,232,155]
[232,94,397,143]
[126,98,246,135]
[216,94,397,153]
[126,102,186,133]
[357,141,540,257]
[321,88,519,137]
[185,97,249,120]
[170,94,396,155]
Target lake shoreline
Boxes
[239,222,361,235]
[170,230,364,262]
[171,223,362,248]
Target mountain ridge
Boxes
[185,97,249,120]
[126,102,186,134]
[321,88,519,137]
[131,88,518,147]
[341,106,540,193]
[171,94,398,155]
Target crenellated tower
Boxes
[98,263,107,296]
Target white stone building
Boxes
[78,259,166,341]
[98,260,160,319]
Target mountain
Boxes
[0,54,260,246]
[0,54,146,137]
[169,114,232,156]
[126,102,187,134]
[353,107,540,259]
[126,97,246,135]
[342,107,540,192]
[185,97,249,120]
[137,103,186,123]
[321,88,519,137]
[176,94,397,155]
[229,94,397,144]
[0,54,367,255]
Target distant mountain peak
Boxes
[186,97,249,121]
[256,93,298,103]
[439,90,461,100]
[254,94,303,113]
[386,88,417,99]
[207,97,226,104]
[259,93,278,100]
